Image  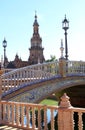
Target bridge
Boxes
[0,58,85,106]
[0,58,85,129]
[1,59,85,104]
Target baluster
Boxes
[11,103,15,125]
[6,76,9,92]
[23,71,25,83]
[19,71,21,85]
[51,109,55,130]
[20,71,23,84]
[21,104,24,127]
[25,70,28,82]
[28,69,30,79]
[43,106,47,130]
[70,110,74,130]
[3,104,6,121]
[16,72,19,86]
[2,77,5,93]
[29,69,32,82]
[19,71,21,86]
[78,112,83,130]
[13,73,16,89]
[16,103,20,126]
[38,107,41,130]
[26,106,30,128]
[7,103,10,123]
[32,69,35,80]
[32,107,36,129]
[10,74,13,89]
[27,69,29,82]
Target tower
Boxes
[28,13,45,65]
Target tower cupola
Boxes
[28,12,45,65]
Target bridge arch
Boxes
[2,75,85,107]
[1,60,85,107]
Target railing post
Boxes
[58,93,74,130]
[59,58,66,77]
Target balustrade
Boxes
[0,60,85,99]
[0,93,85,130]
[0,101,58,129]
[0,61,60,95]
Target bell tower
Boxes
[28,13,45,64]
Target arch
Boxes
[2,76,85,105]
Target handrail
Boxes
[1,60,85,97]
[0,100,58,130]
[1,61,59,95]
[0,93,85,130]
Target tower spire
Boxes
[35,10,37,19]
[28,13,45,65]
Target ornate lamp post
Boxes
[2,38,7,68]
[62,15,69,60]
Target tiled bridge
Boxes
[1,59,85,105]
[0,59,85,130]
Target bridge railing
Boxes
[67,60,85,75]
[1,60,85,96]
[0,93,85,130]
[0,100,58,130]
[0,61,60,95]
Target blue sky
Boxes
[0,0,85,61]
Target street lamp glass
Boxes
[3,38,7,48]
[62,15,69,30]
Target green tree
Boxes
[46,55,57,62]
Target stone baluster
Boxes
[24,70,26,83]
[11,103,15,125]
[2,77,5,93]
[58,93,74,130]
[78,112,83,130]
[3,104,6,121]
[32,107,36,129]
[16,103,20,126]
[19,71,21,84]
[13,74,16,87]
[7,76,9,91]
[51,109,55,130]
[38,107,41,130]
[32,69,34,81]
[7,103,10,123]
[26,106,30,128]
[10,74,13,89]
[21,104,24,127]
[29,69,32,82]
[26,70,28,82]
[43,105,47,130]
[54,62,56,74]
[16,72,19,87]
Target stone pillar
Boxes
[58,93,74,130]
[59,58,66,77]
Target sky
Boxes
[0,0,85,62]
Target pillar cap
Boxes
[59,93,72,108]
